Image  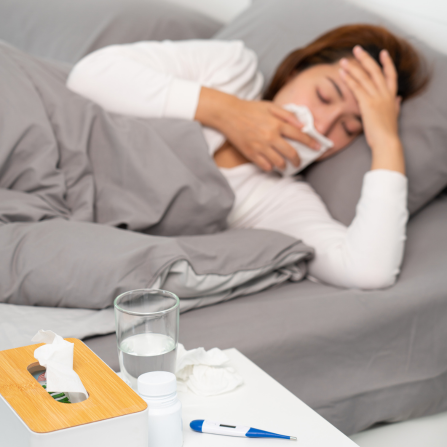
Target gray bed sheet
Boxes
[85,192,447,436]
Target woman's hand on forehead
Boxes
[339,47,401,138]
[338,46,404,173]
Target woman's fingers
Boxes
[252,153,273,172]
[262,145,292,171]
[272,137,301,168]
[281,123,321,151]
[213,97,321,171]
[351,46,398,97]
[380,49,398,95]
[352,46,388,93]
[270,103,320,153]
[339,48,402,158]
[339,66,368,102]
[340,58,376,96]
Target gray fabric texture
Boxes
[0,220,310,310]
[0,230,309,348]
[0,0,222,64]
[0,41,233,233]
[215,0,447,225]
[83,192,447,436]
[0,42,313,312]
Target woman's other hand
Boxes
[339,46,405,174]
[195,87,320,172]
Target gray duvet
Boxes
[0,42,312,342]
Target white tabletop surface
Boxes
[179,348,358,447]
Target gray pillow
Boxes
[0,0,222,64]
[215,0,447,225]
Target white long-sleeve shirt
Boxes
[67,40,408,289]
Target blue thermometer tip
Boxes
[246,427,295,440]
[190,420,204,432]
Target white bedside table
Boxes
[179,349,358,447]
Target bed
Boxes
[1,0,447,436]
[86,191,447,435]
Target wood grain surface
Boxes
[0,338,147,433]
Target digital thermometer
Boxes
[190,420,297,441]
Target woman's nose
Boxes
[314,118,332,136]
[314,110,339,136]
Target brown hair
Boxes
[263,24,429,101]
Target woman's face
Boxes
[273,61,363,159]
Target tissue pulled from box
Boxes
[32,330,88,403]
[176,344,243,396]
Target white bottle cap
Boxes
[138,371,177,397]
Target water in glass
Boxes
[118,332,177,390]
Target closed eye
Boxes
[316,88,330,104]
[342,123,356,137]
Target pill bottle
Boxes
[138,371,183,447]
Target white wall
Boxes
[346,0,447,54]
[166,0,447,54]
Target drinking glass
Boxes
[114,289,179,391]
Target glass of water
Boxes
[114,289,179,391]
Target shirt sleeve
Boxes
[66,40,263,121]
[250,169,409,289]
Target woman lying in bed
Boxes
[67,24,427,290]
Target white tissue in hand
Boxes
[176,344,243,396]
[32,330,88,403]
[280,104,334,176]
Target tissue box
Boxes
[0,339,148,447]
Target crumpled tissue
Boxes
[176,344,243,396]
[280,104,334,176]
[32,330,88,403]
